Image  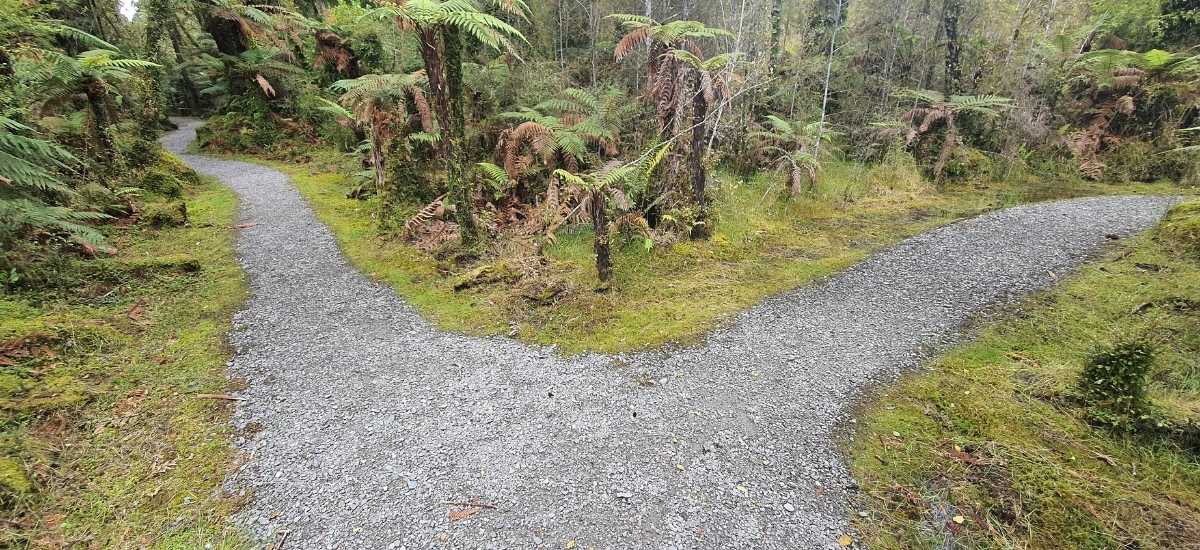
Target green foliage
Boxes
[1079,341,1156,429]
[0,116,109,255]
[941,146,994,182]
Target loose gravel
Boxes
[163,119,1177,549]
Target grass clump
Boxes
[0,169,249,547]
[1079,341,1156,429]
[849,228,1200,549]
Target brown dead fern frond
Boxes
[403,194,447,239]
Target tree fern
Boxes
[0,116,109,250]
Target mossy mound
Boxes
[0,457,32,496]
[143,201,189,228]
[1158,200,1200,256]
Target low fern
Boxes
[0,116,108,252]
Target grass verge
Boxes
[233,146,1185,354]
[0,170,248,548]
[848,201,1200,549]
[236,148,1184,355]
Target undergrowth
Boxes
[849,201,1200,549]
[230,145,1182,354]
[0,169,248,547]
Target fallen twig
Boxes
[268,529,290,550]
[193,393,244,401]
[444,500,497,509]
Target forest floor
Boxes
[0,168,249,547]
[169,119,1186,548]
[233,146,1182,354]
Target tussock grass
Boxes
[849,214,1200,549]
[0,175,249,547]
[249,150,1183,354]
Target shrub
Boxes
[1078,341,1155,429]
[865,146,930,200]
[941,146,994,183]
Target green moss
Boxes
[143,201,189,228]
[0,457,32,495]
[0,373,27,399]
[850,232,1200,549]
[140,169,185,198]
[1,170,249,548]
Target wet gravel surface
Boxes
[163,119,1177,549]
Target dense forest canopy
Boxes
[0,0,1197,282]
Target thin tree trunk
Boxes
[442,25,478,245]
[591,188,611,285]
[933,116,958,181]
[689,77,710,239]
[814,0,844,161]
[589,0,599,87]
[943,0,963,94]
[768,0,784,70]
[370,117,387,210]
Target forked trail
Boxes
[163,119,1175,549]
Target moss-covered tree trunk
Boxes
[441,25,478,245]
[769,0,784,69]
[84,79,115,156]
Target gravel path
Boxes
[163,119,1177,549]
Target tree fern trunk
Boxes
[84,79,114,156]
[933,118,958,181]
[689,77,710,240]
[442,25,478,246]
[942,0,963,94]
[591,188,612,285]
[370,118,387,217]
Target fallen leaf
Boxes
[235,223,260,229]
[448,505,481,522]
[953,515,965,524]
[565,540,577,549]
[127,302,146,321]
[838,534,853,547]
